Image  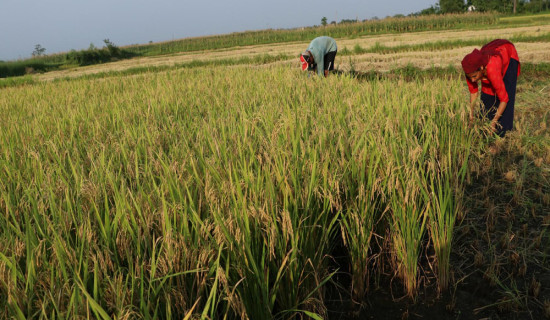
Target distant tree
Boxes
[103,39,115,48]
[339,18,356,24]
[421,0,531,14]
[103,39,121,56]
[321,16,328,26]
[32,44,46,57]
[524,0,549,12]
[393,13,405,18]
[412,2,440,15]
[439,0,464,13]
[467,0,520,13]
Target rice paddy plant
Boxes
[0,65,479,318]
[0,78,223,318]
[340,134,385,302]
[355,77,476,297]
[385,138,429,298]
[422,103,475,292]
[361,79,428,298]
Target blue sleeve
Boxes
[316,52,325,76]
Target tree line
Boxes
[0,39,134,78]
[420,0,549,14]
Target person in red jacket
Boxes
[461,39,520,137]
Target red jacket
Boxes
[466,43,520,103]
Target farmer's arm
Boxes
[317,57,325,77]
[491,101,508,132]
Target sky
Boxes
[1,0,437,61]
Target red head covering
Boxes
[462,39,511,74]
[300,55,309,71]
[461,49,487,74]
[300,51,311,71]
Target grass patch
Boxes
[0,75,36,89]
[339,32,550,57]
[499,12,550,24]
[54,53,291,82]
[0,60,63,78]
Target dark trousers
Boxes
[480,58,519,137]
[324,50,337,71]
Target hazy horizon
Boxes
[1,0,437,61]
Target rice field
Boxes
[33,24,550,81]
[1,13,549,320]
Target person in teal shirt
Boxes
[300,36,338,77]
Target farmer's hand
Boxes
[490,120,498,133]
[468,113,474,128]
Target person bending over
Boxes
[300,36,338,78]
[462,39,520,137]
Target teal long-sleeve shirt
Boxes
[307,36,337,76]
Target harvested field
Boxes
[36,24,550,81]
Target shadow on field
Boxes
[326,138,550,320]
[452,140,550,320]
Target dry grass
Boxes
[336,42,550,72]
